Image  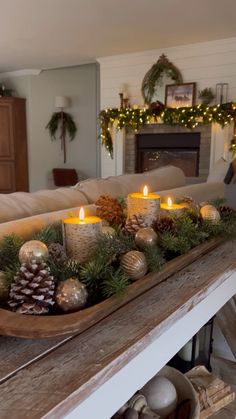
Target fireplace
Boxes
[136,132,200,177]
[125,124,211,182]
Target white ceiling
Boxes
[0,0,236,73]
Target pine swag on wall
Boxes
[46,112,77,163]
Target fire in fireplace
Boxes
[136,132,201,177]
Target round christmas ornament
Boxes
[120,251,147,280]
[55,278,88,313]
[19,240,49,264]
[135,227,158,249]
[0,271,10,301]
[141,375,177,416]
[200,204,221,224]
[101,225,116,237]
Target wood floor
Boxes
[211,356,236,418]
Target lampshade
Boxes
[55,96,69,109]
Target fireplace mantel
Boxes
[101,122,233,179]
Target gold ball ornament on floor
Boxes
[55,278,88,312]
[120,250,148,280]
[19,240,49,264]
[0,271,10,301]
[200,205,221,224]
[135,227,158,249]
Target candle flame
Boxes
[167,197,172,208]
[143,185,148,197]
[79,207,85,220]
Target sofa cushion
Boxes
[158,182,225,204]
[75,166,186,203]
[0,204,96,242]
[0,189,88,224]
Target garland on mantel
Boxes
[99,102,236,158]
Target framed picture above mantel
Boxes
[165,82,196,108]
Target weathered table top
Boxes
[0,240,235,419]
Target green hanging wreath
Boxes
[46,111,77,163]
[141,54,183,104]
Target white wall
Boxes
[98,37,236,177]
[0,64,99,191]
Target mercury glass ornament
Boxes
[0,271,10,301]
[135,227,158,249]
[101,225,116,237]
[120,250,147,280]
[55,278,88,312]
[19,240,49,264]
[200,205,220,224]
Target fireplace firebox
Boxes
[136,132,201,177]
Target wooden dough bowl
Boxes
[0,238,222,339]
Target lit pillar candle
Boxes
[161,197,185,215]
[63,207,102,263]
[127,186,161,226]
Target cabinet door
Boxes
[0,162,15,192]
[0,104,14,159]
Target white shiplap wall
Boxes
[98,37,236,177]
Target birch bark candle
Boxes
[161,197,185,216]
[63,208,102,263]
[127,186,161,226]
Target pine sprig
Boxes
[0,234,24,270]
[102,269,130,297]
[33,223,63,246]
[143,245,165,272]
[48,257,80,283]
[93,232,136,263]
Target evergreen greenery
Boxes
[102,269,129,297]
[143,245,165,272]
[46,112,77,142]
[1,201,236,305]
[0,234,24,270]
[99,103,236,158]
[141,54,183,103]
[33,222,63,246]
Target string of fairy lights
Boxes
[99,102,236,158]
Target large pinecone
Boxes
[219,205,236,220]
[96,195,125,227]
[155,215,177,234]
[8,260,55,314]
[123,214,148,235]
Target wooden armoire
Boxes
[0,97,28,193]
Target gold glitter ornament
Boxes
[19,240,49,264]
[135,227,158,249]
[200,205,220,224]
[55,278,88,312]
[120,250,147,281]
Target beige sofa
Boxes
[0,166,225,241]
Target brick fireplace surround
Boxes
[125,124,212,183]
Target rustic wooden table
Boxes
[0,240,235,419]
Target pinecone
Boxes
[219,205,236,219]
[123,214,148,235]
[96,195,125,227]
[8,260,55,315]
[155,216,177,234]
[48,243,66,262]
